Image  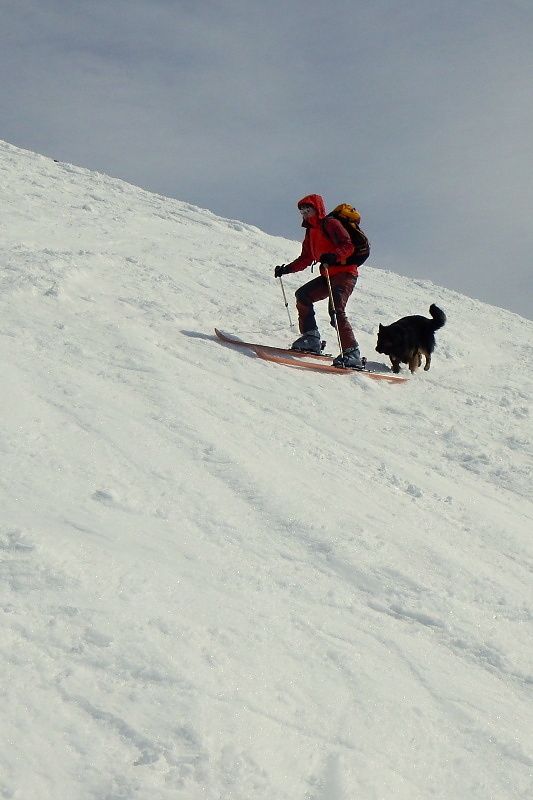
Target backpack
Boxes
[323,204,370,265]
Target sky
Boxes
[2,0,533,319]
[1,138,532,800]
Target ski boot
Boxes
[332,345,364,370]
[290,329,322,355]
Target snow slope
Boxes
[0,139,531,800]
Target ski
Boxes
[252,346,408,383]
[214,328,333,361]
[214,328,407,382]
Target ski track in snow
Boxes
[0,140,532,800]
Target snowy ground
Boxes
[0,139,532,800]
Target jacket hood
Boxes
[297,194,326,221]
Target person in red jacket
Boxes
[274,194,364,368]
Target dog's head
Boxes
[375,323,396,355]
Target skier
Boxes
[274,194,364,368]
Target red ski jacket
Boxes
[286,194,358,278]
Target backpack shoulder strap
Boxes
[321,215,347,245]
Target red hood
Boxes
[298,193,326,225]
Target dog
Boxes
[375,304,446,373]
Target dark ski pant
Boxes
[295,273,358,350]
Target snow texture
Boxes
[0,140,532,800]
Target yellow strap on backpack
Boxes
[331,204,361,225]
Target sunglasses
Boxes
[299,205,315,215]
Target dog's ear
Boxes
[378,323,383,330]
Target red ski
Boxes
[252,347,407,382]
[214,329,407,382]
[214,328,333,360]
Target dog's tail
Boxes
[429,304,446,330]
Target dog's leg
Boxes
[417,348,431,371]
[391,357,401,373]
[408,352,420,373]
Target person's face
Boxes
[299,204,316,219]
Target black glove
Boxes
[274,264,291,278]
[320,253,337,266]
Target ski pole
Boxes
[278,275,295,329]
[323,264,343,357]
